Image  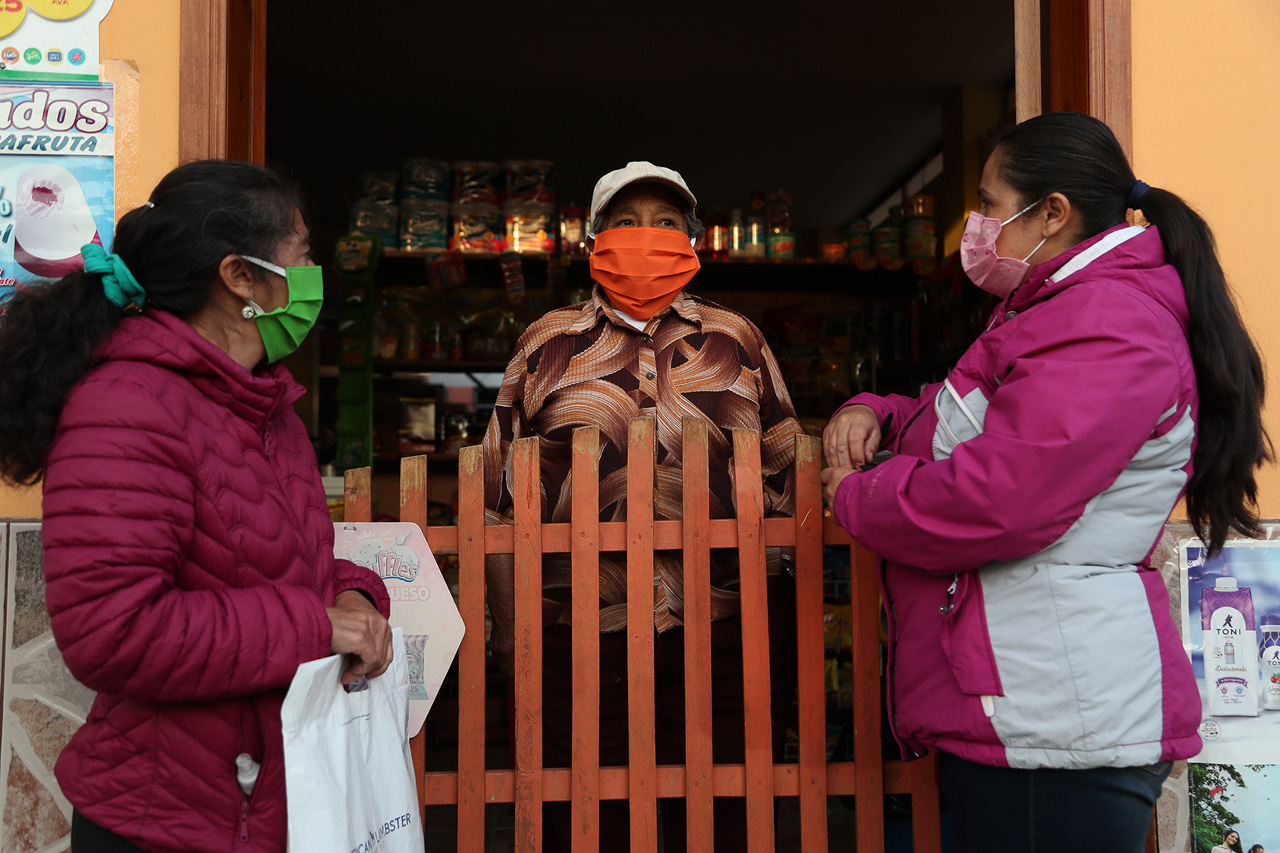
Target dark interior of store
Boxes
[267,1,1014,230]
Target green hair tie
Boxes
[81,243,146,311]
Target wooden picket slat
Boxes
[852,539,885,853]
[397,456,430,819]
[570,427,601,853]
[731,428,776,851]
[792,434,829,852]
[455,446,487,853]
[625,417,658,851]
[343,467,372,522]
[512,437,544,852]
[680,417,715,849]
[910,754,942,851]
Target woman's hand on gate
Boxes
[823,404,880,469]
[821,466,855,505]
[327,590,394,685]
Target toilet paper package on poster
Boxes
[0,81,113,302]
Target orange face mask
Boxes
[588,227,701,319]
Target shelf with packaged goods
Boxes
[379,248,560,261]
[382,247,896,265]
[374,247,924,294]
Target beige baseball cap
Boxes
[588,161,697,235]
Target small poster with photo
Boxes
[334,521,465,737]
[1188,762,1279,853]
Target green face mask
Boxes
[241,255,324,363]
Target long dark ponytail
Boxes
[0,160,303,486]
[995,112,1271,555]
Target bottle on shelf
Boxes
[728,206,747,259]
[703,207,730,259]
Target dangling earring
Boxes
[242,305,256,320]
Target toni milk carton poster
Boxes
[1181,539,1280,763]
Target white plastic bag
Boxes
[282,628,425,853]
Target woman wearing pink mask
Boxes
[821,112,1270,852]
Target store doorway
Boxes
[175,2,1134,849]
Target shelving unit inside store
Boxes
[316,247,992,479]
[374,246,926,294]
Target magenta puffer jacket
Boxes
[41,310,390,852]
[833,225,1203,770]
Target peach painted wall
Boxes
[1131,0,1280,515]
[0,0,180,518]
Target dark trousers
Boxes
[939,751,1171,853]
[541,581,797,853]
[72,810,150,852]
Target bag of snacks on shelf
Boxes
[427,251,468,289]
[503,202,556,253]
[350,200,399,246]
[356,169,399,204]
[450,202,502,252]
[503,159,555,204]
[399,199,449,251]
[499,252,527,307]
[451,161,502,205]
[401,157,450,201]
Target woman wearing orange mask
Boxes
[585,171,702,322]
[482,162,805,852]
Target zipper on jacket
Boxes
[234,701,267,846]
[882,560,921,759]
[939,575,958,614]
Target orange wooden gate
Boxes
[343,417,941,852]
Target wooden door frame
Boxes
[179,0,266,164]
[1015,0,1133,159]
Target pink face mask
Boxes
[960,200,1047,298]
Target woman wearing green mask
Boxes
[0,160,393,853]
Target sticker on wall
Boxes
[0,80,113,303]
[0,0,114,82]
[333,522,465,737]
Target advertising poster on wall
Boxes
[1180,538,1280,764]
[0,79,112,303]
[0,0,116,82]
[1188,762,1279,853]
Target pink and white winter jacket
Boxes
[41,310,390,852]
[832,224,1203,769]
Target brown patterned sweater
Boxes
[483,285,803,632]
